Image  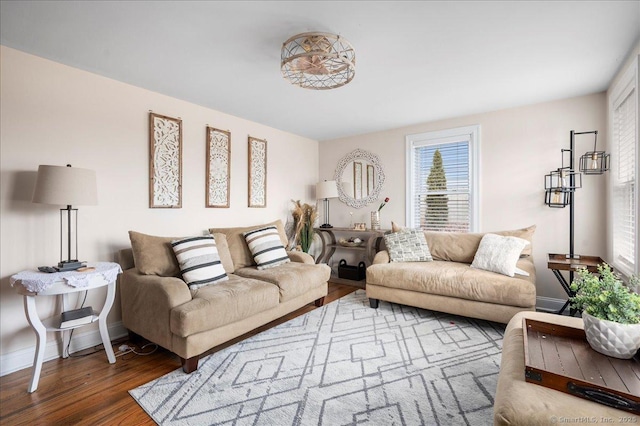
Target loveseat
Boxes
[366,226,537,324]
[118,220,330,373]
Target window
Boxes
[406,125,480,232]
[609,60,638,276]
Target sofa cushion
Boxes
[366,260,536,308]
[170,274,279,337]
[384,229,433,262]
[129,231,234,276]
[389,223,536,262]
[209,220,289,270]
[171,235,228,289]
[129,231,181,276]
[235,262,330,302]
[212,233,235,274]
[244,226,290,269]
[424,225,536,263]
[493,225,535,256]
[470,234,530,277]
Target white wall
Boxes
[0,46,319,373]
[319,93,607,306]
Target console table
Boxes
[315,227,388,266]
[10,262,122,392]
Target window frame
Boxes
[405,125,481,232]
[608,56,639,277]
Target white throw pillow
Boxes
[470,234,530,277]
[243,226,290,269]
[172,235,229,289]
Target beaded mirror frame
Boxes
[334,148,385,209]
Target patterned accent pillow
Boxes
[171,235,229,289]
[243,226,290,269]
[470,233,530,277]
[384,229,433,262]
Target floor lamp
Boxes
[544,130,609,313]
[316,180,339,228]
[32,164,98,271]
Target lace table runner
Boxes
[10,262,122,293]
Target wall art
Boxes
[248,136,267,207]
[149,112,182,208]
[206,127,231,208]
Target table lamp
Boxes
[316,180,339,228]
[32,164,97,271]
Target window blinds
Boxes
[612,85,636,274]
[411,141,471,231]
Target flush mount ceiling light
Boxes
[281,32,355,90]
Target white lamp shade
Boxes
[316,180,339,199]
[32,165,98,206]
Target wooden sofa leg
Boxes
[181,355,199,373]
[314,297,325,307]
[369,298,379,309]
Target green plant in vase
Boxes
[570,263,640,359]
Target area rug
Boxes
[130,290,505,425]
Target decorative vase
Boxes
[371,211,380,230]
[582,312,640,359]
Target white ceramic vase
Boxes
[582,312,640,359]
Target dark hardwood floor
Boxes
[0,283,359,425]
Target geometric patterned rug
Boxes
[129,290,505,425]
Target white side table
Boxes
[10,262,122,392]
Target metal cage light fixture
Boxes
[281,32,355,90]
[578,131,610,175]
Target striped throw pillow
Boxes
[243,226,290,270]
[171,235,228,289]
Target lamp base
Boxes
[319,223,333,229]
[57,261,84,272]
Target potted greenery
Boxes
[570,263,640,359]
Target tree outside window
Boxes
[425,149,449,230]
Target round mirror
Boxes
[334,149,385,208]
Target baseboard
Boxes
[536,296,569,314]
[0,321,128,377]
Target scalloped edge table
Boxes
[10,262,121,392]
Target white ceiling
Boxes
[1,1,638,141]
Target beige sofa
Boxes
[366,226,537,324]
[118,220,330,373]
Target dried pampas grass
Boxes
[291,200,318,253]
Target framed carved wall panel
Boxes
[248,136,267,208]
[206,127,231,208]
[149,112,182,208]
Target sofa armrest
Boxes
[118,248,135,270]
[288,251,315,264]
[120,269,192,351]
[372,250,390,264]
